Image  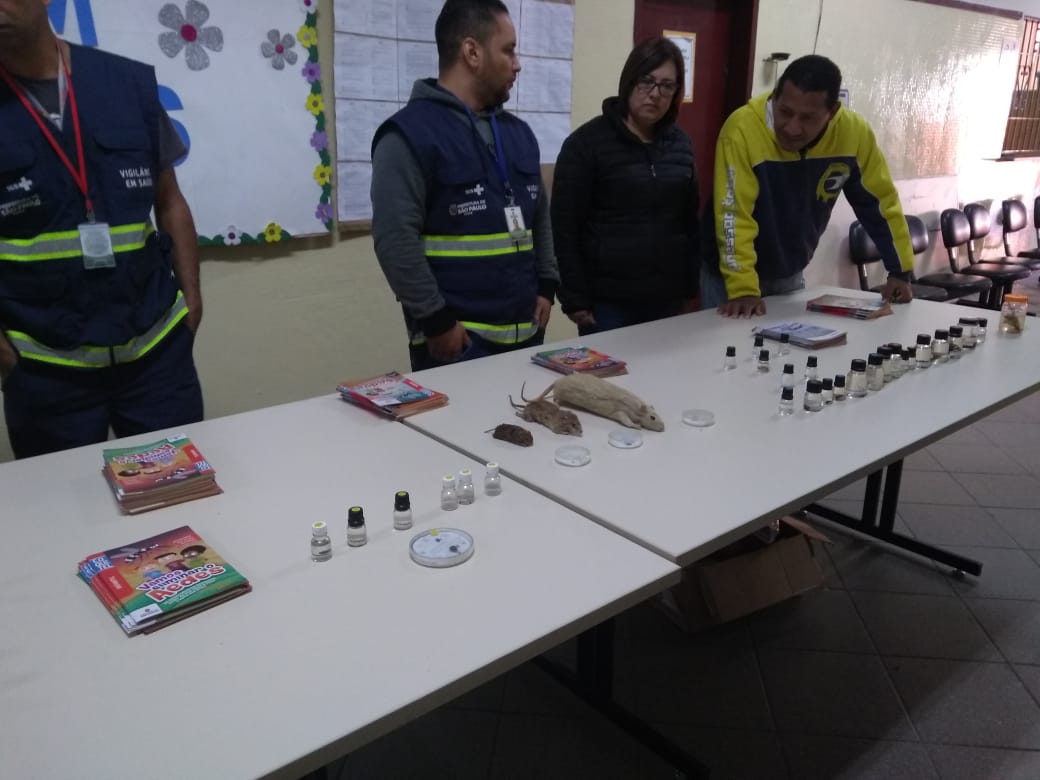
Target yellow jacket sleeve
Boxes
[714,124,762,299]
[849,123,914,274]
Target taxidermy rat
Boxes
[508,384,583,436]
[540,373,664,431]
[486,423,534,447]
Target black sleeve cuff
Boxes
[887,270,912,282]
[419,307,457,338]
[537,278,559,303]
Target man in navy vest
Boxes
[0,0,203,459]
[372,0,559,371]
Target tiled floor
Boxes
[330,390,1040,780]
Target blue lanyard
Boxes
[489,114,515,205]
[460,103,516,206]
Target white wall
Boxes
[4,0,1039,463]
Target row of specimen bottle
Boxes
[441,463,501,510]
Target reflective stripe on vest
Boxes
[410,319,538,347]
[6,292,187,368]
[423,230,534,257]
[0,222,154,262]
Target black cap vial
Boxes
[348,506,365,527]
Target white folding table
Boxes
[0,397,679,780]
[405,287,1040,573]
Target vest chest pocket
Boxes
[510,156,541,209]
[0,142,48,237]
[92,125,156,212]
[435,162,491,220]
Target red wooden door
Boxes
[634,0,757,206]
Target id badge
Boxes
[504,206,526,240]
[79,222,116,269]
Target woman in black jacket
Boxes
[551,37,699,335]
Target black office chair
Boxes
[848,218,948,301]
[999,199,1040,268]
[908,214,992,304]
[940,207,1027,308]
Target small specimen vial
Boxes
[311,521,332,562]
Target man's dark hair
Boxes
[775,55,842,108]
[435,0,510,71]
[617,37,686,128]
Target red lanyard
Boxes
[0,48,94,220]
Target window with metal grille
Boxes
[1003,17,1040,157]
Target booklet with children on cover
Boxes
[531,345,628,377]
[78,525,251,636]
[337,371,448,419]
[102,434,222,514]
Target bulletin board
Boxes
[333,0,575,226]
[49,0,333,246]
[814,0,1022,179]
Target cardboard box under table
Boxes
[658,516,831,632]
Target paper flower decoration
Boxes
[158,1,223,71]
[222,225,242,246]
[309,130,328,152]
[305,93,324,116]
[261,30,297,70]
[302,62,321,84]
[313,164,332,187]
[299,0,318,14]
[263,222,284,243]
[315,203,333,224]
[297,24,318,49]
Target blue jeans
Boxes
[409,329,546,372]
[577,300,683,337]
[700,268,806,307]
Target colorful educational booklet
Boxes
[531,345,628,377]
[337,371,448,419]
[77,525,251,636]
[806,294,892,320]
[102,435,222,514]
[753,321,847,349]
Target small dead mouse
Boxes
[486,423,534,447]
[508,383,583,436]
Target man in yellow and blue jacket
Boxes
[702,55,914,317]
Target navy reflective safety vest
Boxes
[377,90,541,345]
[0,44,185,369]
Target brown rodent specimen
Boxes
[508,384,583,436]
[486,423,534,447]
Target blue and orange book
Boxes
[531,345,628,377]
[78,525,250,636]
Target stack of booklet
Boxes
[753,321,847,349]
[531,345,628,377]
[806,293,892,320]
[102,435,222,514]
[78,525,251,636]
[338,371,448,419]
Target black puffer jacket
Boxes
[551,97,699,313]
